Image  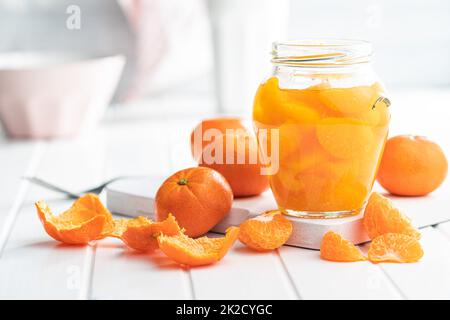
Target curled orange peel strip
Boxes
[36,195,182,251]
[36,194,113,245]
[109,214,182,252]
[157,226,240,267]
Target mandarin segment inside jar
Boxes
[253,77,389,213]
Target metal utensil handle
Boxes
[23,176,81,199]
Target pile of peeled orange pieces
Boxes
[35,117,447,267]
[321,192,423,263]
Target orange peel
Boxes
[36,193,183,250]
[238,210,293,251]
[36,194,114,245]
[157,226,240,267]
[36,196,240,267]
[112,214,182,252]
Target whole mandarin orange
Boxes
[199,133,270,197]
[155,167,233,237]
[190,117,247,160]
[377,135,448,196]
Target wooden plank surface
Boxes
[278,246,402,300]
[375,227,450,300]
[24,138,107,202]
[90,120,193,299]
[0,142,42,207]
[190,241,299,300]
[92,237,193,300]
[0,137,103,299]
[0,142,44,252]
[0,96,449,299]
[0,200,92,299]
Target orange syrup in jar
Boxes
[253,41,390,218]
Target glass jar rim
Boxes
[272,39,372,67]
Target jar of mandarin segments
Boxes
[253,40,390,218]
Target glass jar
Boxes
[253,39,390,218]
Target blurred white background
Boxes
[0,0,449,116]
[287,0,450,89]
[1,1,450,302]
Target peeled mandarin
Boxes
[368,233,423,263]
[317,84,380,115]
[290,173,332,211]
[355,141,386,184]
[281,98,323,122]
[278,123,318,160]
[320,231,366,262]
[316,117,374,159]
[353,108,380,126]
[363,192,421,240]
[238,210,293,251]
[288,147,330,174]
[282,103,321,124]
[253,76,390,214]
[288,88,336,118]
[253,78,289,126]
[271,165,303,196]
[317,82,390,127]
[270,169,328,211]
[330,177,368,211]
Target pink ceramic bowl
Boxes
[0,52,125,138]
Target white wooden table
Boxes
[0,90,450,300]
